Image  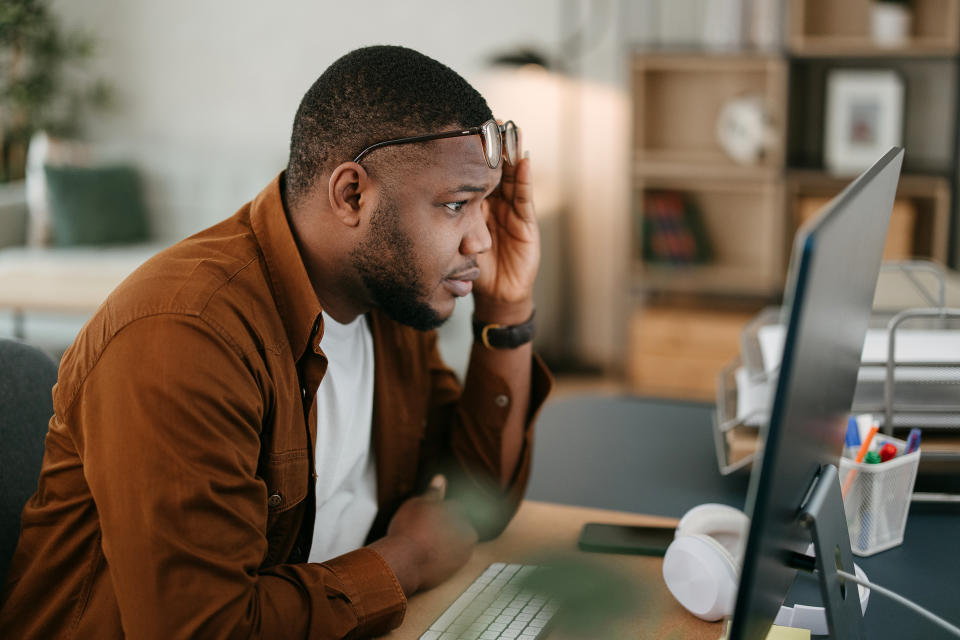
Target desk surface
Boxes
[520,394,960,640]
[390,500,720,640]
[526,396,749,517]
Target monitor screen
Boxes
[729,148,904,639]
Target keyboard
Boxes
[419,563,559,640]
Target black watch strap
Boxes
[472,310,535,350]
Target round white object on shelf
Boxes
[715,95,777,166]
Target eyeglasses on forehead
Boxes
[352,119,518,169]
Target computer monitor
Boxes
[729,148,904,640]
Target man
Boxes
[0,45,551,639]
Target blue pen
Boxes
[845,416,861,449]
[906,428,922,454]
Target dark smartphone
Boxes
[577,522,676,556]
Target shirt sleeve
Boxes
[421,332,553,541]
[69,314,405,640]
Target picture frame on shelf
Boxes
[824,69,904,175]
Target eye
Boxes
[443,201,467,214]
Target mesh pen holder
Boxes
[839,433,920,556]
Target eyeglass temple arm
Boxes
[352,128,482,164]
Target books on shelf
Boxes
[640,190,713,265]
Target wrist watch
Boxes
[472,310,535,350]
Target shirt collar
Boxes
[249,172,323,360]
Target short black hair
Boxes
[286,45,494,206]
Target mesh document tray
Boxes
[714,261,960,481]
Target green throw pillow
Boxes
[44,164,150,246]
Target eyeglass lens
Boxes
[482,120,502,169]
[503,121,518,166]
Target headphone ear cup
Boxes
[675,504,749,559]
[662,533,739,622]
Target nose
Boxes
[460,200,492,256]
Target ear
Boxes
[327,161,376,227]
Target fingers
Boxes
[498,154,533,216]
[517,126,523,162]
[510,155,536,224]
[515,152,533,206]
[424,474,446,501]
[498,156,517,202]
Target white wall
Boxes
[52,0,631,369]
[54,0,565,239]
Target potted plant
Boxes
[0,0,110,183]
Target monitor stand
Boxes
[791,463,866,639]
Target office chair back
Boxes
[0,339,57,588]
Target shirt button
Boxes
[300,386,307,400]
[495,394,509,408]
[268,493,283,508]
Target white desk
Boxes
[0,244,161,337]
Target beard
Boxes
[350,195,447,332]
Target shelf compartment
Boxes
[633,178,786,297]
[788,0,960,56]
[786,57,958,178]
[786,171,950,264]
[632,54,786,173]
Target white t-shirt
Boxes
[307,311,379,563]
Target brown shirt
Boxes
[0,174,552,639]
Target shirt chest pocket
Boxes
[261,448,311,515]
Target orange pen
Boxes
[842,425,879,497]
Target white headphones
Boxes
[662,503,869,635]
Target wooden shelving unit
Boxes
[628,53,787,399]
[627,304,762,402]
[631,54,787,298]
[789,0,960,57]
[784,0,959,265]
[626,2,960,401]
